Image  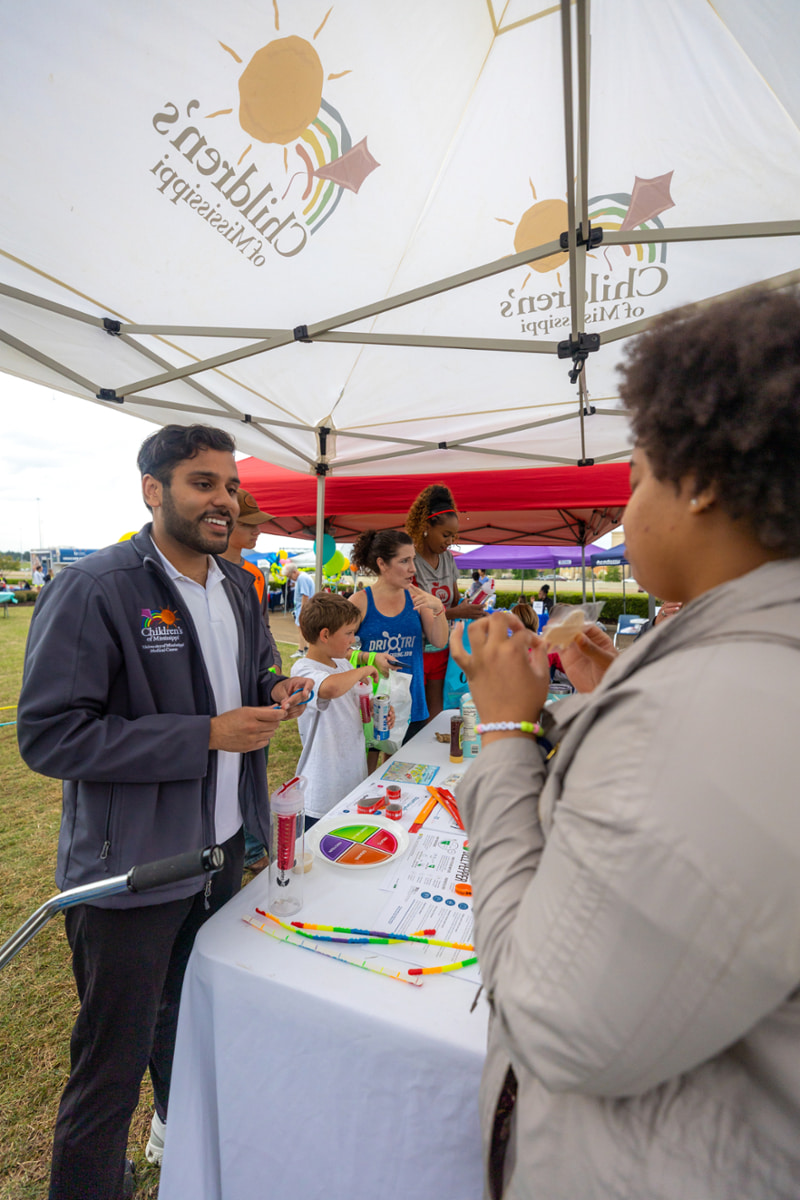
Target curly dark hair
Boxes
[405,484,458,549]
[350,529,413,575]
[619,288,800,554]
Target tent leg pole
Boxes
[315,473,326,593]
[553,567,556,604]
[581,546,586,602]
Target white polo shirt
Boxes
[152,540,243,842]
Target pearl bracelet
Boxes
[476,721,543,736]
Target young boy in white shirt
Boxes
[290,594,395,825]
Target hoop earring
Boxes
[423,530,428,537]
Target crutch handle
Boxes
[127,845,224,893]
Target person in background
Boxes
[284,562,315,649]
[220,488,282,875]
[405,484,487,719]
[451,289,800,1200]
[290,593,394,827]
[466,569,482,600]
[350,529,448,743]
[634,598,683,639]
[17,424,313,1200]
[510,601,538,632]
[537,582,553,612]
[31,561,45,589]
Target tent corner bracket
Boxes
[560,223,603,251]
[96,388,123,404]
[577,458,595,467]
[293,325,312,343]
[557,332,600,383]
[102,318,121,336]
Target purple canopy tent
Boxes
[454,543,605,602]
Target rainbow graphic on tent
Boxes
[206,3,380,237]
[499,171,674,283]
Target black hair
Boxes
[350,529,413,575]
[471,570,480,581]
[137,424,236,486]
[619,287,800,553]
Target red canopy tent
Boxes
[237,459,630,547]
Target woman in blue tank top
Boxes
[350,529,449,741]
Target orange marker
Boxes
[409,794,438,833]
[433,787,465,831]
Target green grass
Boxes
[0,607,301,1199]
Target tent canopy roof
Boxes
[2,0,800,481]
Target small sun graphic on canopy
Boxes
[206,4,379,235]
[497,172,675,289]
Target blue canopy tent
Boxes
[589,542,633,611]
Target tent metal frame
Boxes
[3,0,800,588]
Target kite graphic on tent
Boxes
[499,171,675,288]
[206,3,380,235]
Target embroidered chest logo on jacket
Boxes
[140,608,185,653]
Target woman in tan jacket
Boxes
[453,288,800,1200]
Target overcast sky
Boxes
[0,376,312,557]
[0,374,617,560]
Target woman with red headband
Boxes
[405,483,487,719]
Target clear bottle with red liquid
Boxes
[268,776,306,916]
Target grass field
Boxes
[0,607,302,1199]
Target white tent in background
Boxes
[2,1,799,581]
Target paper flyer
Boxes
[373,885,481,984]
[380,829,470,894]
[381,761,440,786]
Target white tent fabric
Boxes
[2,0,799,482]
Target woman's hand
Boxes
[449,613,550,736]
[387,705,396,730]
[371,651,398,677]
[448,602,488,621]
[408,584,444,615]
[558,624,618,693]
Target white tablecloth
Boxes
[159,711,488,1200]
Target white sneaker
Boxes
[145,1110,166,1166]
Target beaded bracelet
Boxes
[476,721,543,736]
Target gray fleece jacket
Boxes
[17,527,286,906]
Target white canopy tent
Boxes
[2,0,799,583]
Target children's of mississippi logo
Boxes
[497,171,675,335]
[148,4,379,266]
[141,608,185,652]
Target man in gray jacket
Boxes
[17,424,312,1200]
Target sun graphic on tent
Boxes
[497,172,675,289]
[204,4,379,235]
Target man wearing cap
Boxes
[221,488,282,674]
[220,488,281,873]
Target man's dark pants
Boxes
[49,828,244,1200]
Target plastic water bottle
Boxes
[460,693,481,759]
[269,776,306,916]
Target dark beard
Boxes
[161,486,231,555]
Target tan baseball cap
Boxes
[236,488,274,525]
